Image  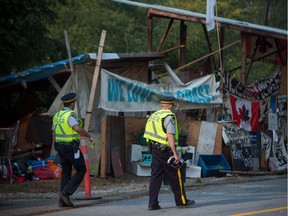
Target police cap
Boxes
[61,92,76,103]
[160,96,176,105]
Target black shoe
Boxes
[58,198,68,207]
[148,205,161,211]
[176,199,195,208]
[58,191,74,207]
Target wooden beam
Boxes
[47,76,61,93]
[148,16,153,52]
[148,8,287,40]
[228,46,287,73]
[64,30,77,91]
[178,20,187,66]
[64,30,80,114]
[202,23,217,69]
[241,33,247,84]
[160,45,185,54]
[218,27,225,69]
[84,30,106,132]
[175,39,241,72]
[100,116,107,178]
[156,19,174,52]
[245,37,261,83]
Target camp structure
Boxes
[0,1,287,179]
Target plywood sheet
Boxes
[111,146,124,178]
[195,121,218,163]
[186,120,222,164]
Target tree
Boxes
[0,0,68,75]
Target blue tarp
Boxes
[0,53,120,86]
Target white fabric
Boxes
[100,69,222,112]
[47,63,222,133]
[206,0,216,31]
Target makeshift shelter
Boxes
[0,1,287,178]
[113,0,287,175]
[0,49,223,176]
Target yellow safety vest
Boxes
[53,109,83,142]
[144,110,178,146]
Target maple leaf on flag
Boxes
[238,105,250,122]
[230,95,260,132]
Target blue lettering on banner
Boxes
[108,79,156,103]
[107,77,215,104]
[108,79,126,102]
[176,84,214,103]
[132,84,141,102]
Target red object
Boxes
[230,95,260,132]
[15,176,25,183]
[33,167,55,179]
[80,136,91,198]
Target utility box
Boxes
[197,154,231,177]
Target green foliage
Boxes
[0,0,286,80]
[0,0,68,74]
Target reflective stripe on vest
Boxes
[53,110,80,142]
[144,110,178,146]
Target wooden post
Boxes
[241,32,247,84]
[178,20,187,67]
[64,30,80,114]
[84,30,106,131]
[100,116,107,178]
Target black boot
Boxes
[58,191,74,207]
[58,198,68,207]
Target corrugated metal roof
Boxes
[113,0,288,36]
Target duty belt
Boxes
[56,141,79,146]
[150,141,170,151]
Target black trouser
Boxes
[149,148,188,207]
[54,142,86,196]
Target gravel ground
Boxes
[0,172,152,199]
[0,171,205,200]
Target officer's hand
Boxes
[89,136,94,143]
[173,154,179,164]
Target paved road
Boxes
[36,175,287,216]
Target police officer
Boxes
[144,96,195,210]
[52,92,94,207]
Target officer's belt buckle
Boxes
[152,142,169,151]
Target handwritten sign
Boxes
[230,143,253,171]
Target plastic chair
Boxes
[0,121,19,183]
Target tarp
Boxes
[47,63,150,133]
[0,53,119,86]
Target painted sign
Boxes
[222,122,253,171]
[100,69,222,112]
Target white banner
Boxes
[100,69,222,112]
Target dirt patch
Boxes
[0,172,150,196]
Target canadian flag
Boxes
[229,95,260,132]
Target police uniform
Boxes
[144,96,195,210]
[52,92,86,207]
